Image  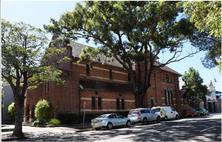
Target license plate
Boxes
[94,122,97,124]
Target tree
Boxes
[182,67,208,108]
[1,88,4,109]
[8,102,16,120]
[45,1,201,108]
[34,99,51,120]
[183,1,221,70]
[1,19,68,138]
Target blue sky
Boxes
[1,1,221,92]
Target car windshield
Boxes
[151,108,160,112]
[96,114,108,119]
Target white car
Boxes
[127,108,161,125]
[91,113,131,130]
[151,106,179,120]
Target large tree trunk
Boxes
[12,92,25,138]
[135,91,146,108]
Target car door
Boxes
[116,114,125,125]
[170,107,177,119]
[149,110,156,121]
[108,114,118,126]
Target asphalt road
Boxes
[3,113,221,141]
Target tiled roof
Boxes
[68,41,181,76]
[71,42,123,68]
[79,78,134,94]
[154,61,182,76]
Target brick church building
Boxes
[24,37,191,122]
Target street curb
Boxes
[75,128,95,132]
[1,128,14,132]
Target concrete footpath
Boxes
[1,123,93,141]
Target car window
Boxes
[150,110,153,113]
[141,110,146,113]
[129,111,137,114]
[116,114,124,118]
[171,107,176,111]
[97,114,108,118]
[145,109,151,113]
[108,115,116,118]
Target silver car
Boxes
[127,108,161,125]
[91,113,131,130]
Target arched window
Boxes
[86,64,90,75]
[98,97,102,109]
[166,74,170,83]
[165,89,168,105]
[170,90,173,105]
[92,96,96,109]
[116,98,120,109]
[168,90,171,105]
[109,69,112,79]
[121,98,125,109]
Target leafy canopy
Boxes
[1,19,68,91]
[45,1,202,107]
[182,67,208,108]
[183,1,221,70]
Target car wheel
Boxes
[107,123,113,130]
[156,116,160,123]
[143,118,148,125]
[126,121,131,127]
[96,128,101,130]
[164,116,168,121]
[192,114,194,117]
[176,115,179,120]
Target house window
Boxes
[168,90,171,105]
[116,98,120,110]
[128,73,131,82]
[165,89,168,105]
[166,74,170,83]
[170,90,173,105]
[46,82,49,92]
[121,98,125,109]
[86,64,90,75]
[92,96,96,109]
[109,69,112,79]
[207,92,211,96]
[98,97,102,109]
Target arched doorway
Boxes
[151,99,154,108]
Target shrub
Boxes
[8,102,15,120]
[34,99,51,120]
[58,113,79,124]
[49,118,61,125]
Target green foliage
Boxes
[183,2,221,69]
[34,99,51,120]
[45,1,202,107]
[182,67,208,108]
[7,102,15,119]
[1,88,4,109]
[49,118,61,125]
[184,1,221,39]
[58,113,79,124]
[1,19,70,136]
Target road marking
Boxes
[199,126,215,132]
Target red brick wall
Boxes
[24,69,80,120]
[80,90,135,114]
